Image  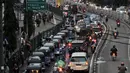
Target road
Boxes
[98,18,130,73]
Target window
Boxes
[71,57,86,62]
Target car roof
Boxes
[27,63,41,69]
[44,43,54,46]
[57,32,65,35]
[29,56,41,61]
[32,52,44,55]
[39,46,50,50]
[72,40,84,43]
[71,52,86,57]
[53,35,62,38]
[52,39,59,42]
[61,30,68,33]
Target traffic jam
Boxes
[22,2,105,73]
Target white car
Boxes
[103,6,112,10]
[68,52,89,72]
[116,6,127,14]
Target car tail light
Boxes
[36,70,39,73]
[86,61,88,65]
[58,67,63,72]
[112,53,116,57]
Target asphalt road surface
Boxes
[98,18,130,73]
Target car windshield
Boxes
[71,57,86,62]
[120,8,125,11]
[93,28,100,32]
[72,43,83,47]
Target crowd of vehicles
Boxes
[22,2,129,73]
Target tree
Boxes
[4,0,19,52]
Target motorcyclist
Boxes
[110,45,118,56]
[113,28,118,35]
[118,62,127,73]
[53,57,65,73]
[116,18,120,23]
[105,15,108,22]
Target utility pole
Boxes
[0,0,4,73]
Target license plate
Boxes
[76,64,81,66]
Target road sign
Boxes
[27,0,46,10]
[27,0,46,2]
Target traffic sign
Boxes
[27,0,46,10]
[27,0,46,2]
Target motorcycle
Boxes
[58,67,64,73]
[113,32,118,39]
[111,53,116,61]
[117,22,120,27]
[91,44,96,53]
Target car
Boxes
[116,6,127,14]
[25,63,45,73]
[32,52,45,62]
[71,40,85,48]
[68,52,89,72]
[103,6,112,10]
[75,20,86,35]
[53,35,63,43]
[57,32,66,39]
[44,42,55,50]
[28,56,42,65]
[37,46,54,61]
[92,25,102,37]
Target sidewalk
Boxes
[10,13,62,58]
[19,14,62,73]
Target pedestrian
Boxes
[42,13,46,25]
[20,50,24,66]
[35,13,41,27]
[105,15,108,22]
[4,64,9,73]
[13,64,19,73]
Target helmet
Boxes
[113,45,115,48]
[121,62,124,66]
